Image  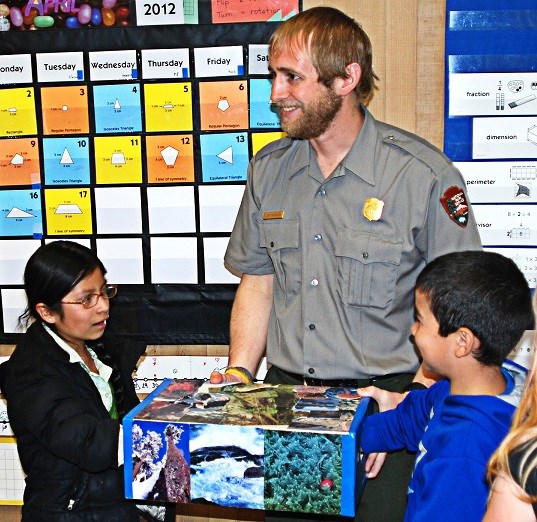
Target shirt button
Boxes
[310,279,319,286]
[309,324,315,330]
[362,252,369,259]
[308,367,315,375]
[319,189,326,196]
[314,234,322,241]
[270,241,274,247]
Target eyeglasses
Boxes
[61,284,118,309]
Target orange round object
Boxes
[101,7,115,26]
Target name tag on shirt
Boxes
[263,211,285,220]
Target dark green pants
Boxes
[264,366,416,522]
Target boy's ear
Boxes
[454,327,480,358]
[35,303,57,324]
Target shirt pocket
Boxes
[259,220,300,296]
[335,229,402,308]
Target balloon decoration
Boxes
[0,0,131,30]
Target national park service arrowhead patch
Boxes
[440,186,469,227]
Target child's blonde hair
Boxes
[487,296,537,503]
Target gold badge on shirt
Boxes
[363,198,384,221]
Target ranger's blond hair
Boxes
[269,6,379,105]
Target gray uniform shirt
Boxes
[225,107,482,380]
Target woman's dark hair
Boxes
[416,250,535,366]
[19,240,106,326]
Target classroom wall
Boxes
[0,0,446,520]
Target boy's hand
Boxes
[358,386,407,479]
[357,386,408,412]
[364,452,387,479]
[359,382,430,480]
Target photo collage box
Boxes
[123,379,371,516]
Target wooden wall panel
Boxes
[307,0,446,147]
[416,0,446,147]
[0,1,446,520]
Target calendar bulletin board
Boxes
[0,0,301,346]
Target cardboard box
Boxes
[123,379,370,516]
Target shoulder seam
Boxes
[376,123,451,174]
[255,137,293,160]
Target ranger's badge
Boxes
[363,197,384,221]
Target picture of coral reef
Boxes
[190,424,264,509]
[131,421,190,503]
[264,431,342,514]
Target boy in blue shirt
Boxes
[360,250,535,521]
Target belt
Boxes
[282,369,414,388]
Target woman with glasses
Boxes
[0,240,141,521]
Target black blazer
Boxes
[0,321,144,521]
